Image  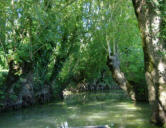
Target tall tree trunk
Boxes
[132,0,166,126]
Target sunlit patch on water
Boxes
[0,90,160,128]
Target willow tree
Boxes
[105,0,135,100]
[97,0,147,101]
[132,0,166,126]
[0,0,69,105]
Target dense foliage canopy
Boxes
[0,0,143,96]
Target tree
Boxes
[132,0,166,126]
[104,0,147,101]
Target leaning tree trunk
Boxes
[107,54,136,100]
[132,0,166,126]
[106,38,136,100]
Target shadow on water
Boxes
[0,90,160,128]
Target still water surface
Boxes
[0,91,159,128]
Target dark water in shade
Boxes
[0,90,160,128]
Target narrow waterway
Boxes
[0,90,159,128]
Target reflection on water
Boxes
[0,90,159,128]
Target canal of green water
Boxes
[0,90,159,128]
